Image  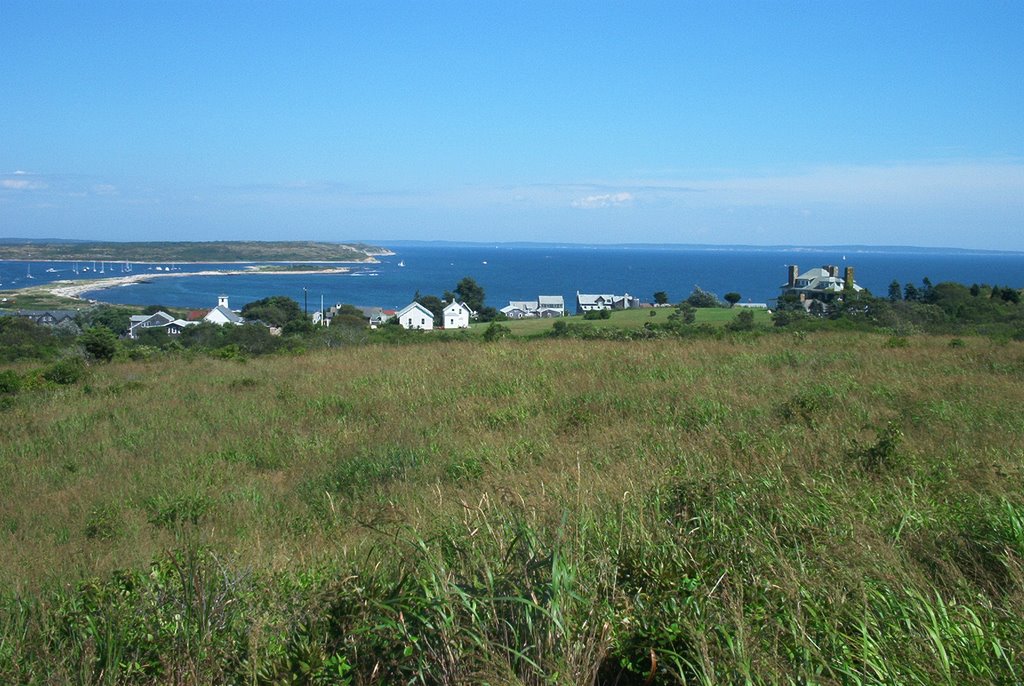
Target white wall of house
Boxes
[397,302,434,330]
[443,301,471,329]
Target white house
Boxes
[442,300,473,329]
[781,265,863,311]
[203,295,245,326]
[575,292,640,314]
[396,301,434,330]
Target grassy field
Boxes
[1,332,1022,684]
[469,306,772,336]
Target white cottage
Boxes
[203,295,245,326]
[442,300,473,329]
[396,301,435,330]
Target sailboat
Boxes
[397,260,406,267]
[26,264,34,279]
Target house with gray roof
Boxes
[575,291,640,314]
[127,311,194,339]
[10,310,78,326]
[500,295,566,319]
[203,295,245,326]
[781,265,863,310]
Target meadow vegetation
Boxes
[1,327,1022,684]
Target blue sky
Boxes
[2,1,1022,249]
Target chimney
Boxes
[844,266,854,290]
[788,265,798,287]
[218,295,229,309]
[828,265,839,278]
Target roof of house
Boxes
[538,295,565,307]
[14,310,78,319]
[205,305,244,324]
[576,293,613,306]
[130,311,175,325]
[397,301,433,318]
[784,267,863,294]
[443,300,472,314]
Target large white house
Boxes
[203,295,245,326]
[781,265,863,307]
[442,300,473,329]
[396,301,435,330]
[575,292,640,314]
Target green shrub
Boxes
[43,357,86,385]
[583,309,611,320]
[482,321,512,341]
[0,369,21,395]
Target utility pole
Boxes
[303,287,308,317]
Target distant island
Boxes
[0,240,393,262]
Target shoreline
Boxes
[44,267,352,301]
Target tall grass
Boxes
[0,333,1021,683]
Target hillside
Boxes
[0,240,391,262]
[1,333,1022,683]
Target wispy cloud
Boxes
[571,192,635,209]
[2,177,47,190]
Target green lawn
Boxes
[468,305,772,336]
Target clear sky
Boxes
[2,1,1022,249]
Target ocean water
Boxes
[2,245,1023,312]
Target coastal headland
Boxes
[0,239,393,263]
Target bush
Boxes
[0,370,21,395]
[726,309,755,331]
[482,321,512,341]
[80,326,119,362]
[43,357,86,385]
[583,309,611,320]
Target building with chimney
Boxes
[780,264,863,308]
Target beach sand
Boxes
[45,267,351,300]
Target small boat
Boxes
[26,265,33,279]
[46,267,57,273]
[397,260,405,267]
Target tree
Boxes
[453,277,486,313]
[686,286,723,308]
[653,291,669,305]
[240,296,304,328]
[418,295,445,327]
[671,303,696,324]
[724,292,741,307]
[727,309,755,331]
[79,327,118,362]
[888,280,902,302]
[80,305,135,336]
[921,277,935,303]
[903,283,920,302]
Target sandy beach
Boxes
[45,266,351,300]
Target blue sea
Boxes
[2,244,1023,312]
